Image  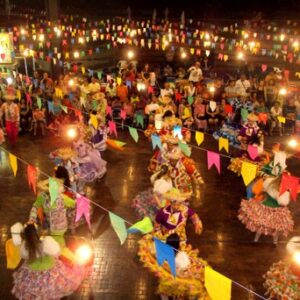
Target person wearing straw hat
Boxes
[237,112,263,153]
[138,231,211,300]
[0,91,19,145]
[132,164,173,221]
[154,188,202,243]
[263,236,300,299]
[164,145,204,194]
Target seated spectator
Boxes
[32,105,46,136]
[206,101,219,131]
[193,96,207,131]
[225,80,238,99]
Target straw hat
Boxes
[165,147,183,161]
[163,134,179,145]
[37,178,64,192]
[247,113,258,122]
[56,147,76,161]
[164,188,192,202]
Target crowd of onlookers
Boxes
[0,59,300,146]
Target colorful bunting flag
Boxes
[241,162,257,186]
[129,127,139,143]
[280,173,299,201]
[173,126,183,139]
[120,109,126,120]
[90,114,98,129]
[48,177,59,206]
[106,105,112,117]
[151,134,162,150]
[247,145,258,161]
[106,139,126,151]
[27,165,37,194]
[241,108,248,121]
[36,96,42,109]
[47,101,54,113]
[75,195,91,229]
[205,267,232,300]
[128,217,153,234]
[108,120,118,137]
[277,116,286,123]
[195,131,204,146]
[8,153,17,177]
[109,212,127,244]
[154,238,176,277]
[207,151,221,174]
[219,137,229,153]
[187,96,194,105]
[60,105,68,113]
[178,141,191,157]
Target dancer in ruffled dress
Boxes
[132,164,173,220]
[238,175,294,244]
[73,137,107,194]
[264,236,300,299]
[10,223,90,300]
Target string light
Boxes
[73,51,79,58]
[68,79,74,87]
[279,87,287,95]
[127,50,134,59]
[237,51,245,60]
[39,34,45,42]
[288,139,298,148]
[209,86,215,93]
[75,244,93,265]
[280,34,285,42]
[181,51,187,59]
[137,82,146,91]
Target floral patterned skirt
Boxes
[238,199,294,237]
[264,261,300,299]
[12,258,90,300]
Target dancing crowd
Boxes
[1,54,300,299]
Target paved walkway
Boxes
[0,132,300,299]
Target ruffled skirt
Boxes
[238,199,294,237]
[264,261,300,299]
[12,258,90,300]
[138,236,211,299]
[132,188,161,221]
[228,157,265,176]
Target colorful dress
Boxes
[168,157,203,193]
[238,178,294,238]
[138,235,211,299]
[155,204,201,243]
[264,261,300,299]
[12,237,90,300]
[213,124,240,148]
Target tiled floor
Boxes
[0,131,300,299]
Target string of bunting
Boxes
[0,145,269,300]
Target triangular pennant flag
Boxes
[129,127,139,143]
[279,173,299,201]
[49,177,59,206]
[36,96,42,109]
[258,113,268,125]
[90,114,98,129]
[178,141,191,157]
[151,134,162,150]
[108,120,118,137]
[60,104,68,113]
[154,238,176,277]
[109,212,127,244]
[75,195,91,229]
[136,114,144,128]
[277,116,286,124]
[219,137,229,153]
[6,239,21,269]
[241,161,257,186]
[106,138,126,151]
[247,145,258,160]
[207,151,221,174]
[8,153,17,176]
[120,109,126,120]
[128,217,153,234]
[241,108,248,121]
[195,131,204,146]
[187,96,194,105]
[173,126,183,139]
[205,267,232,300]
[27,165,37,194]
[47,101,54,113]
[106,105,112,117]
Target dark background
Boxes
[4,0,300,20]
